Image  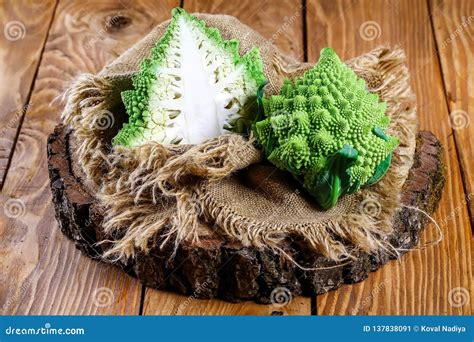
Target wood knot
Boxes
[106,15,131,31]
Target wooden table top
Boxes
[0,0,472,315]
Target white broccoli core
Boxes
[145,15,257,145]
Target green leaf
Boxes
[365,152,393,186]
[308,145,358,209]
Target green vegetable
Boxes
[253,48,399,209]
[113,8,266,147]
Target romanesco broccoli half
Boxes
[113,8,266,147]
[253,48,399,209]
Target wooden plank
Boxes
[430,0,474,227]
[143,290,310,315]
[0,0,179,315]
[142,0,311,315]
[307,0,472,315]
[0,0,57,187]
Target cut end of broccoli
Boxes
[253,47,399,209]
[113,8,266,147]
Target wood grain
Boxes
[307,0,472,315]
[143,290,310,315]
[430,0,474,227]
[142,0,311,315]
[0,0,178,315]
[0,0,57,187]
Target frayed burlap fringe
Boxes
[60,14,416,263]
[98,133,262,259]
[61,74,114,190]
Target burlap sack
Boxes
[61,13,417,263]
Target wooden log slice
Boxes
[47,125,445,303]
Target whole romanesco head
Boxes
[113,8,266,147]
[253,48,399,209]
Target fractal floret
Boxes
[253,48,399,209]
[113,8,266,147]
